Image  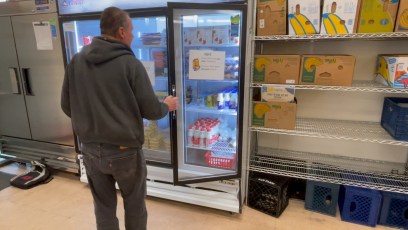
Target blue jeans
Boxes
[82,143,147,230]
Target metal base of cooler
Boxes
[78,155,240,213]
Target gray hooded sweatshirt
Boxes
[61,36,169,148]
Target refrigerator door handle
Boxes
[21,68,34,96]
[9,67,21,94]
[172,84,176,119]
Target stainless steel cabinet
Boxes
[0,0,76,173]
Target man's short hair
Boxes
[100,7,130,37]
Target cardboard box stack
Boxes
[252,86,297,130]
[253,55,301,84]
[256,0,287,35]
[299,55,356,86]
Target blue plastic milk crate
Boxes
[338,186,382,227]
[381,97,408,141]
[379,192,408,229]
[305,180,340,217]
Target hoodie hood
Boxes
[81,36,134,64]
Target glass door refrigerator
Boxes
[60,9,172,166]
[168,3,247,186]
[58,0,247,213]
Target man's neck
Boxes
[101,34,120,42]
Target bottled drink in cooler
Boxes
[224,89,231,108]
[216,93,224,110]
[194,126,201,146]
[188,125,194,146]
[230,88,238,110]
[200,128,206,147]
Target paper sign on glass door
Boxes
[141,61,155,86]
[189,50,226,80]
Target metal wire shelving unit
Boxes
[254,32,408,41]
[246,0,408,199]
[251,80,408,94]
[250,147,408,194]
[250,118,408,146]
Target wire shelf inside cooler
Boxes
[187,141,236,154]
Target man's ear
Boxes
[117,27,125,39]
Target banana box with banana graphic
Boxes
[256,0,287,35]
[321,0,361,34]
[375,55,408,88]
[300,55,356,86]
[252,100,297,130]
[357,0,399,33]
[395,0,408,31]
[288,0,321,35]
[253,55,301,84]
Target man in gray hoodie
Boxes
[61,7,178,230]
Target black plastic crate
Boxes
[248,172,290,218]
[381,97,408,141]
[288,178,307,200]
[379,192,408,229]
[305,180,340,216]
[338,186,382,227]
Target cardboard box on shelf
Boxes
[212,25,230,45]
[253,55,301,84]
[357,0,399,33]
[375,55,408,88]
[183,27,198,45]
[288,0,321,35]
[320,0,361,34]
[252,101,297,130]
[197,26,213,45]
[299,55,356,86]
[395,0,408,31]
[256,0,287,35]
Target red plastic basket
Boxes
[205,151,236,169]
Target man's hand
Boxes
[164,96,179,112]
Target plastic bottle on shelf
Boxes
[230,88,238,110]
[205,128,212,147]
[216,93,224,110]
[194,126,201,146]
[188,125,194,146]
[206,95,212,107]
[209,124,216,144]
[200,128,206,148]
[224,89,231,109]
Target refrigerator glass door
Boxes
[61,16,172,164]
[12,13,74,146]
[170,4,245,184]
[0,16,31,139]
